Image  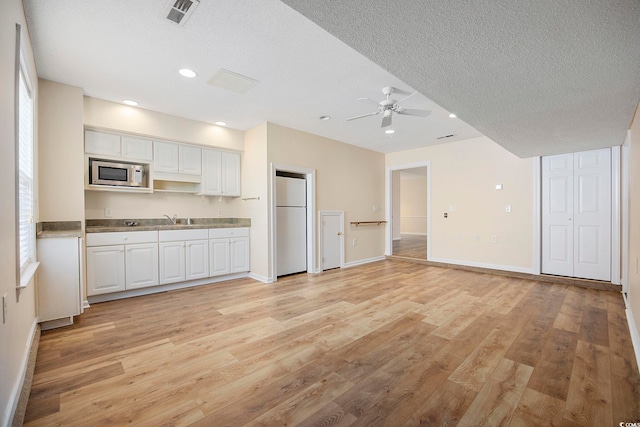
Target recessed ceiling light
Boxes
[122,99,138,106]
[179,68,197,78]
[448,113,457,118]
[319,116,331,121]
[214,121,227,127]
[385,129,395,134]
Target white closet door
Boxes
[542,148,611,281]
[542,154,574,277]
[573,149,611,281]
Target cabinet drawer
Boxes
[159,229,209,242]
[86,230,158,246]
[209,227,249,239]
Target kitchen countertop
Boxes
[37,221,83,239]
[85,218,251,233]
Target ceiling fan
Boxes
[346,86,432,128]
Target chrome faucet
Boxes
[164,214,178,225]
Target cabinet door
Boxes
[154,141,179,173]
[121,136,153,161]
[37,238,81,321]
[186,240,209,280]
[86,245,125,295]
[222,151,241,196]
[159,241,185,284]
[230,237,250,273]
[85,130,121,157]
[125,243,159,289]
[179,145,202,175]
[209,239,230,277]
[201,149,222,195]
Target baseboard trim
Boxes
[248,272,273,283]
[3,318,39,427]
[387,256,621,292]
[344,256,386,268]
[87,273,250,304]
[428,257,534,274]
[623,293,640,373]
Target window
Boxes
[16,23,37,286]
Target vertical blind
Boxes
[18,64,34,271]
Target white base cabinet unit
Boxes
[37,237,82,323]
[159,229,209,284]
[209,228,250,277]
[86,231,159,296]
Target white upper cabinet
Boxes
[222,151,241,196]
[85,130,121,157]
[121,136,153,161]
[179,145,202,175]
[154,141,201,176]
[200,149,240,196]
[86,130,152,161]
[154,141,180,173]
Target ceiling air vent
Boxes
[436,134,456,140]
[163,0,199,26]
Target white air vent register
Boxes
[163,0,199,26]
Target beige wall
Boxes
[241,123,270,280]
[0,1,39,423]
[400,172,428,235]
[38,79,85,223]
[386,136,535,271]
[266,123,386,276]
[83,97,245,220]
[392,171,401,240]
[627,102,640,351]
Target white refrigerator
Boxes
[276,176,307,276]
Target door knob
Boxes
[337,232,343,236]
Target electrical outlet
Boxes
[2,293,7,324]
[104,208,112,218]
[352,239,357,246]
[505,204,512,213]
[491,235,498,243]
[218,210,223,217]
[474,234,480,241]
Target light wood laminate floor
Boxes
[25,260,640,426]
[393,234,427,260]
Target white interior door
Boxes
[542,148,611,281]
[320,211,343,271]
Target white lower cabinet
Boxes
[209,228,250,277]
[87,227,248,298]
[37,237,82,322]
[159,241,185,284]
[86,245,126,295]
[186,240,209,280]
[125,243,159,289]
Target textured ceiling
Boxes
[22,0,481,154]
[280,0,640,157]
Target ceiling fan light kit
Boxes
[346,86,431,129]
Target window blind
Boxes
[18,65,34,271]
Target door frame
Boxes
[270,163,316,282]
[318,210,344,272]
[385,161,431,258]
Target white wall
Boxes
[0,2,39,424]
[386,136,535,272]
[392,170,401,240]
[83,97,245,220]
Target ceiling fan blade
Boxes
[381,113,392,128]
[357,97,381,107]
[346,111,380,121]
[397,108,432,117]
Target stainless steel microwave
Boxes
[89,159,146,187]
